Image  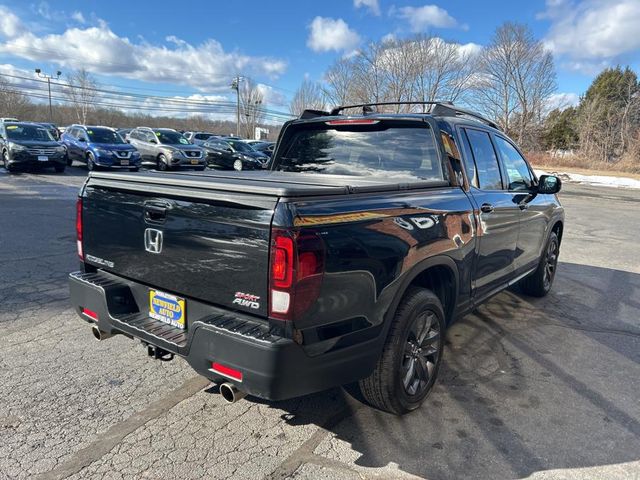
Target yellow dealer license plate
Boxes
[190,159,199,165]
[149,290,186,330]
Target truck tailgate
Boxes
[81,173,280,317]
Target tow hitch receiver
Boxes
[144,343,174,361]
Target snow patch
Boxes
[534,169,640,190]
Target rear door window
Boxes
[275,122,444,181]
[463,128,503,190]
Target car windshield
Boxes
[155,130,190,145]
[5,124,54,142]
[275,124,444,181]
[227,140,254,152]
[86,128,124,144]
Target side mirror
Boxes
[78,137,86,143]
[150,138,158,144]
[538,175,561,194]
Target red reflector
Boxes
[211,362,243,382]
[82,308,98,320]
[325,119,379,125]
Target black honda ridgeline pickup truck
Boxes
[69,102,563,415]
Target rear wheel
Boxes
[520,231,559,297]
[358,287,445,415]
[157,154,168,171]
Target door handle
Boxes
[144,204,169,224]
[480,203,494,213]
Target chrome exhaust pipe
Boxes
[219,382,247,403]
[91,325,114,341]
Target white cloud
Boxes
[307,17,361,53]
[395,5,463,32]
[71,11,86,24]
[354,0,381,16]
[543,0,640,63]
[545,92,580,112]
[0,7,23,37]
[381,33,396,44]
[0,10,287,91]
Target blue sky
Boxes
[0,0,639,118]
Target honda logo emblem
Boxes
[144,228,163,254]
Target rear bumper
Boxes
[69,270,379,400]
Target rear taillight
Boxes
[269,229,325,322]
[76,198,83,260]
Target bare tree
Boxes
[0,77,33,119]
[289,79,326,115]
[64,69,98,124]
[322,57,358,107]
[239,79,265,139]
[472,23,556,147]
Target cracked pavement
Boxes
[0,167,639,479]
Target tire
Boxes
[358,287,445,415]
[195,166,206,171]
[157,154,168,171]
[233,159,243,171]
[66,156,72,166]
[519,231,560,297]
[54,164,65,173]
[129,167,139,172]
[87,153,96,171]
[2,149,12,172]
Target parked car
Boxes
[61,125,141,171]
[128,127,206,171]
[69,102,564,415]
[116,128,133,142]
[202,138,269,170]
[39,122,60,140]
[184,131,217,145]
[1,121,67,173]
[246,140,275,157]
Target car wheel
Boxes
[233,159,243,171]
[66,155,72,166]
[129,167,139,172]
[2,149,12,171]
[54,164,65,173]
[157,154,168,171]
[519,231,560,297]
[357,287,445,415]
[196,166,206,171]
[87,153,96,171]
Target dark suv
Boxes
[202,137,269,170]
[128,127,206,171]
[1,121,67,173]
[61,125,141,171]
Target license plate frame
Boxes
[120,159,129,166]
[190,159,199,165]
[149,290,186,330]
[37,155,48,162]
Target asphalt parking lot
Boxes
[1,166,639,480]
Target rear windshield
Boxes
[274,122,444,181]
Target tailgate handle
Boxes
[144,204,168,223]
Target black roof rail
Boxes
[299,109,332,119]
[329,101,500,130]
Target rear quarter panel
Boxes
[279,187,476,353]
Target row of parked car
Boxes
[0,119,275,174]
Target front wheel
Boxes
[358,287,445,415]
[157,154,168,171]
[233,159,243,171]
[519,231,560,297]
[54,164,65,173]
[87,153,96,171]
[2,150,13,172]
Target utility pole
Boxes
[35,68,62,123]
[231,76,242,137]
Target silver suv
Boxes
[128,127,206,171]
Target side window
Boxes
[493,136,534,191]
[458,130,478,188]
[464,129,503,190]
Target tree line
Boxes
[290,22,639,172]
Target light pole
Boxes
[35,68,62,123]
[231,76,243,137]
